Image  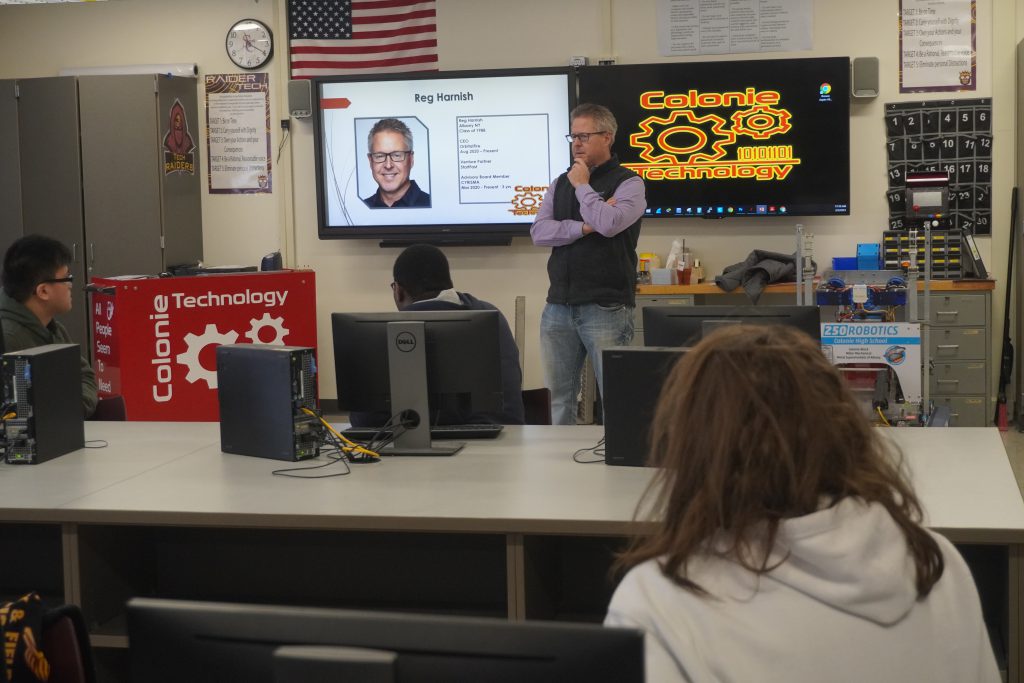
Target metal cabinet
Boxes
[8,75,204,346]
[920,292,991,426]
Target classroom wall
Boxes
[0,0,1016,402]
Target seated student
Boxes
[0,236,98,418]
[605,325,999,683]
[349,244,524,427]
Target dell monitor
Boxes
[331,310,503,455]
[643,305,822,347]
[127,597,645,683]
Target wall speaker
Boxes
[288,79,312,118]
[851,57,879,99]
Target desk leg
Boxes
[508,534,525,621]
[1011,544,1022,683]
[62,523,79,606]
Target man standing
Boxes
[363,118,431,208]
[530,103,646,425]
[0,235,97,417]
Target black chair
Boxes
[41,605,96,683]
[521,388,552,426]
[89,395,126,421]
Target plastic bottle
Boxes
[676,240,693,285]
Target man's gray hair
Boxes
[367,117,414,152]
[571,103,617,142]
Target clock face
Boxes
[226,19,273,70]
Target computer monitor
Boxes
[331,310,503,455]
[643,305,821,347]
[127,598,645,683]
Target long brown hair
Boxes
[616,324,943,597]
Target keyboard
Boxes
[342,423,504,442]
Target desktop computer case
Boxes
[3,344,85,464]
[216,345,320,461]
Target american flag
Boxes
[287,0,438,79]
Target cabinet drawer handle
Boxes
[935,310,959,316]
[936,379,959,384]
[936,344,960,349]
[950,412,960,418]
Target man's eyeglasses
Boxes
[40,276,73,285]
[368,151,411,163]
[565,131,607,143]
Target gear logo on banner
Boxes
[175,315,291,389]
[245,313,289,345]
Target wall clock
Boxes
[226,18,273,70]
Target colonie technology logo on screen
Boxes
[624,87,801,182]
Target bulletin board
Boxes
[884,98,992,235]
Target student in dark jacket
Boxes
[349,244,524,428]
[0,235,97,417]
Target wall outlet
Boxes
[597,56,617,66]
[569,56,589,67]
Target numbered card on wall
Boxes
[884,98,992,235]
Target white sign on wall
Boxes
[899,0,976,92]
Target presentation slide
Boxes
[317,72,572,231]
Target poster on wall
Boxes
[655,0,812,57]
[205,73,272,194]
[163,98,197,176]
[899,0,976,92]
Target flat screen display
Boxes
[578,57,851,218]
[314,67,575,242]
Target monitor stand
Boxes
[382,321,464,456]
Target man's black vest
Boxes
[545,157,642,306]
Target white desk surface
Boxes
[2,424,1022,543]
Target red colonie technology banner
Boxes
[90,270,317,421]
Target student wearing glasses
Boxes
[0,235,97,417]
[530,103,646,425]
[363,118,431,208]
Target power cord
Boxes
[573,437,606,464]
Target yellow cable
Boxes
[2,412,15,420]
[876,406,891,427]
[302,408,380,459]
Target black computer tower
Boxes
[216,345,320,461]
[603,347,686,467]
[3,343,85,464]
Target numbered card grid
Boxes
[885,98,992,235]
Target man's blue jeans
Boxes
[540,302,635,425]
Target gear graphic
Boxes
[176,323,239,389]
[245,313,290,346]
[730,105,792,140]
[510,191,545,211]
[630,110,736,164]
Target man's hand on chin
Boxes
[567,160,590,188]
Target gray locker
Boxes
[13,74,204,348]
[17,77,88,345]
[0,80,23,257]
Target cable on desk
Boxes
[84,440,108,448]
[302,408,380,461]
[272,430,354,478]
[573,437,606,464]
